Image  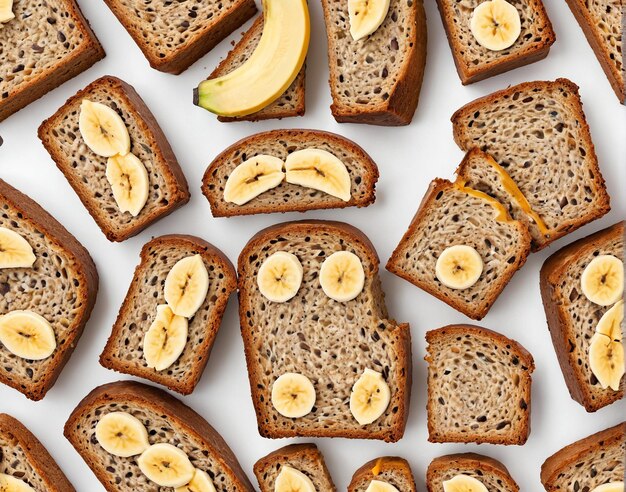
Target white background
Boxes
[0,0,625,490]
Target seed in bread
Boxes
[427,453,519,492]
[348,457,417,492]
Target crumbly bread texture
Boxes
[102,0,256,74]
[0,179,98,400]
[427,453,519,492]
[565,0,624,104]
[209,15,306,122]
[435,0,555,84]
[320,0,427,125]
[64,381,255,492]
[425,325,535,445]
[100,235,236,395]
[0,0,104,122]
[348,457,417,492]
[386,177,531,320]
[38,76,190,243]
[202,129,379,217]
[541,221,625,412]
[452,78,610,249]
[238,220,411,441]
[0,413,75,491]
[541,422,625,491]
[254,444,336,492]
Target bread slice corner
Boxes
[427,453,519,492]
[348,456,417,492]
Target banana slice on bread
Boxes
[258,252,304,303]
[164,255,210,318]
[79,99,131,157]
[591,483,625,492]
[285,149,351,202]
[366,480,400,492]
[581,255,624,306]
[0,474,35,492]
[143,305,189,371]
[470,0,521,51]
[319,251,365,302]
[0,0,15,24]
[106,153,150,217]
[275,466,316,492]
[272,372,316,418]
[589,300,624,391]
[443,474,488,492]
[95,411,150,457]
[175,469,217,492]
[138,443,195,488]
[224,155,285,206]
[348,0,390,41]
[0,227,36,268]
[436,245,483,290]
[0,310,56,360]
[350,368,390,425]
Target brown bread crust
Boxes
[427,453,519,492]
[348,456,417,491]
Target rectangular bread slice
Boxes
[0,413,74,491]
[254,444,336,492]
[102,0,257,74]
[427,453,519,492]
[435,0,555,84]
[348,457,417,492]
[425,325,535,445]
[100,234,237,395]
[540,221,625,412]
[0,179,98,400]
[209,15,306,122]
[65,381,255,491]
[541,422,625,491]
[38,76,191,242]
[386,177,531,320]
[238,220,412,442]
[320,0,427,125]
[452,78,611,249]
[201,129,379,217]
[0,0,104,122]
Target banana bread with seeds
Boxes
[348,457,417,492]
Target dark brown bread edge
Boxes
[64,381,255,492]
[0,179,98,400]
[38,75,191,242]
[99,234,237,394]
[540,221,625,412]
[348,456,417,491]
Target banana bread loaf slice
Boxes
[427,453,519,492]
[426,325,535,445]
[349,457,417,492]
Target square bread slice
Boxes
[348,457,417,492]
[201,129,379,217]
[0,413,74,490]
[540,221,625,412]
[435,0,555,84]
[238,220,412,442]
[452,78,611,250]
[425,325,535,445]
[541,422,625,491]
[427,453,519,492]
[0,0,104,122]
[65,381,255,491]
[320,0,427,125]
[102,0,257,74]
[254,444,336,492]
[208,15,306,122]
[0,179,98,400]
[386,176,531,320]
[38,76,191,242]
[100,234,236,395]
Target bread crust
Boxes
[201,129,379,217]
[348,456,416,491]
[64,380,254,492]
[0,179,99,400]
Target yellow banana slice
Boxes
[589,300,624,391]
[79,99,131,157]
[275,466,316,492]
[0,310,56,360]
[348,0,390,41]
[138,443,195,488]
[257,251,303,303]
[224,155,285,205]
[349,368,390,425]
[319,251,365,302]
[0,227,36,268]
[175,469,217,492]
[271,372,316,418]
[366,480,400,492]
[106,153,150,217]
[443,474,488,492]
[285,149,351,202]
[95,411,150,458]
[435,245,483,290]
[470,0,521,51]
[143,305,189,371]
[164,255,210,318]
[0,0,14,25]
[581,255,624,306]
[591,483,625,492]
[0,474,35,492]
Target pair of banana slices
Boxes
[470,0,522,51]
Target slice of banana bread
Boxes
[427,453,519,492]
[541,221,625,412]
[425,325,535,445]
[349,457,417,492]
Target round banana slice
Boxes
[271,372,316,418]
[79,99,131,157]
[581,255,624,306]
[164,255,210,318]
[224,155,285,206]
[0,474,35,492]
[257,252,304,303]
[366,480,400,492]
[275,466,316,492]
[591,483,625,492]
[442,474,488,492]
[0,227,36,269]
[95,411,150,457]
[589,301,624,391]
[348,0,391,41]
[319,251,365,302]
[0,310,56,360]
[175,469,217,492]
[349,368,390,425]
[138,443,195,488]
[285,149,351,202]
[470,0,521,51]
[0,0,15,24]
[106,153,150,217]
[143,305,189,371]
[435,245,483,290]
